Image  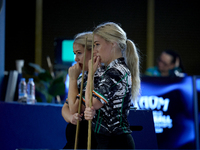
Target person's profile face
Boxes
[93,34,113,65]
[73,43,91,71]
[157,52,175,72]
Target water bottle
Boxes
[18,78,27,100]
[27,78,36,104]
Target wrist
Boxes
[69,78,77,84]
[70,114,75,124]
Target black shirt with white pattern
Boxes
[92,57,132,136]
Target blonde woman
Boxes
[62,32,97,149]
[84,22,140,149]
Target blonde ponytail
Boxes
[126,39,140,103]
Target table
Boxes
[0,102,157,150]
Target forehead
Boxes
[160,52,173,63]
[73,43,84,51]
[94,34,105,42]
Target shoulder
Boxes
[146,66,158,71]
[109,59,130,75]
[108,64,130,77]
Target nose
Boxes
[75,55,79,62]
[93,49,98,56]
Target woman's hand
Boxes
[88,56,101,74]
[68,63,82,80]
[70,113,83,125]
[84,106,96,120]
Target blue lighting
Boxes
[135,76,195,149]
[196,78,200,92]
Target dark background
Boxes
[5,0,200,75]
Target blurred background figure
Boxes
[145,49,185,77]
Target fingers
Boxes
[96,56,101,68]
[70,113,82,125]
[84,107,96,121]
[68,63,82,79]
[74,63,81,69]
[94,56,100,63]
[72,63,81,72]
[88,56,101,74]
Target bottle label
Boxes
[27,83,35,100]
[18,81,27,99]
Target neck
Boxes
[161,71,169,77]
[105,49,122,66]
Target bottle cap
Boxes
[29,78,34,81]
[21,78,25,81]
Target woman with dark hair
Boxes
[145,49,185,77]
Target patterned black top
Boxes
[65,71,88,105]
[76,68,106,104]
[92,57,132,136]
[76,71,88,104]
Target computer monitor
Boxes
[54,38,75,70]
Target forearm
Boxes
[85,71,93,108]
[86,71,104,110]
[86,57,103,109]
[68,79,79,113]
[61,103,72,123]
[62,102,85,124]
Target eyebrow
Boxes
[73,50,81,53]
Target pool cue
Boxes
[87,33,94,150]
[74,37,88,150]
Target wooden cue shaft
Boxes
[87,33,94,150]
[74,37,88,150]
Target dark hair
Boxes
[163,49,185,72]
[163,49,178,64]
